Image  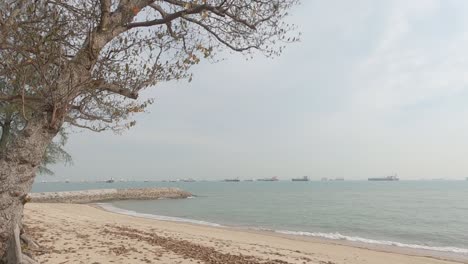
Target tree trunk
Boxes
[0,113,59,264]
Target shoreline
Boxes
[23,203,467,264]
[259,230,468,264]
[95,202,468,264]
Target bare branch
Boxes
[0,94,42,103]
[127,4,211,29]
[91,80,138,99]
[98,0,112,32]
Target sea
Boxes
[32,180,468,258]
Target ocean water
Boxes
[32,180,468,255]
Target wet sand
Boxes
[23,203,466,264]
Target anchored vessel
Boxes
[106,178,115,183]
[368,174,399,181]
[258,176,279,181]
[182,178,196,182]
[292,176,309,182]
[224,178,240,182]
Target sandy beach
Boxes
[22,203,467,264]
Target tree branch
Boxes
[126,4,212,29]
[66,118,107,132]
[0,94,43,103]
[91,80,138,99]
[183,17,257,52]
[98,0,112,32]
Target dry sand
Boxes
[23,203,466,264]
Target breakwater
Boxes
[30,188,192,203]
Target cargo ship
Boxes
[182,178,196,182]
[224,178,240,182]
[368,174,399,181]
[257,176,279,181]
[292,176,309,182]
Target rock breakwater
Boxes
[29,188,192,203]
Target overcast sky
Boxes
[41,0,468,181]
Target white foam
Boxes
[275,230,468,254]
[96,203,222,227]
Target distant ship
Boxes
[292,176,309,182]
[326,178,344,181]
[224,178,240,182]
[368,174,399,181]
[106,178,115,183]
[182,178,196,182]
[257,176,279,182]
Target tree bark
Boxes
[0,112,59,264]
[0,112,12,151]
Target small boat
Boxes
[106,178,115,183]
[292,176,309,182]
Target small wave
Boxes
[275,230,468,254]
[96,203,222,227]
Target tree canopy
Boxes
[0,0,299,135]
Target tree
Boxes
[0,0,298,262]
[1,79,72,177]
